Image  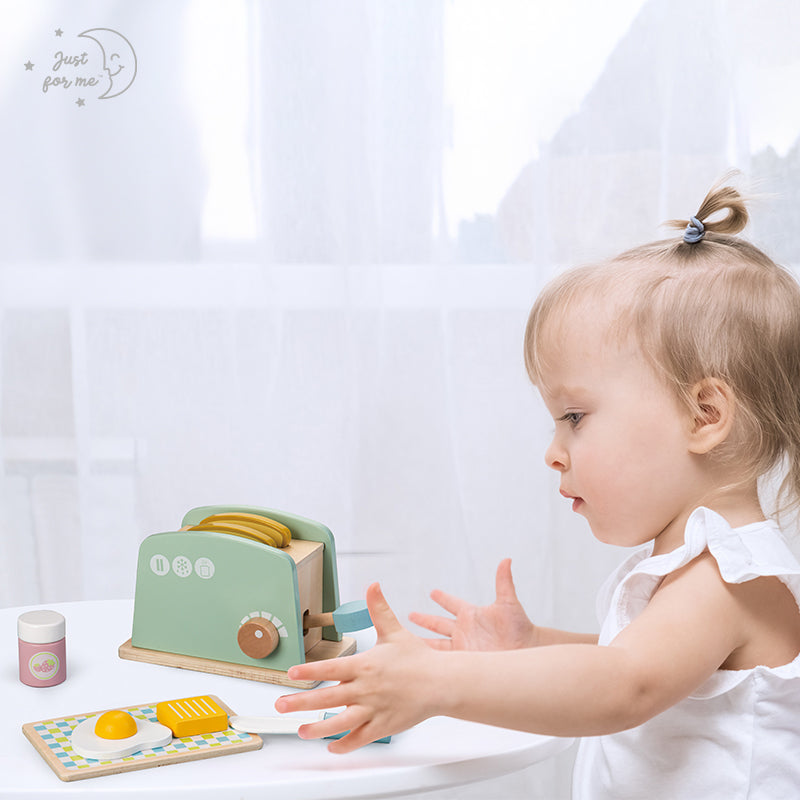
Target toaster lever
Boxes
[303,600,372,634]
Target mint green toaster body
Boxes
[131,505,342,673]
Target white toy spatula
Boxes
[229,712,391,743]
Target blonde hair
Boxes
[524,177,800,517]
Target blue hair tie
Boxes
[683,215,705,243]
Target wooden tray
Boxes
[22,696,261,782]
[118,636,357,688]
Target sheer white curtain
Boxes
[2,1,800,797]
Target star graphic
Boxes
[24,61,34,71]
[55,28,63,37]
[76,98,85,107]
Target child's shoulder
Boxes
[659,550,800,671]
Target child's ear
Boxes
[687,378,736,454]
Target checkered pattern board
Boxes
[22,698,262,782]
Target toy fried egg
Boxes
[71,709,172,760]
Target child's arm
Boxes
[409,558,598,650]
[276,553,743,753]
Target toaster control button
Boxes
[172,556,193,578]
[194,557,215,579]
[150,554,170,576]
[238,618,280,659]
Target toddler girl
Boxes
[277,177,800,799]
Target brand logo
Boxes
[29,651,61,680]
[24,26,137,108]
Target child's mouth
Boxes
[560,488,583,512]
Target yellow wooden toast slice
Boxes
[156,695,228,737]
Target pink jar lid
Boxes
[18,610,65,644]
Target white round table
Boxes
[2,599,572,798]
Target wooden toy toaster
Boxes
[119,505,369,687]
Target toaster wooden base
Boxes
[118,636,357,689]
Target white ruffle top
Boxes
[572,507,800,799]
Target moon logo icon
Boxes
[78,28,137,99]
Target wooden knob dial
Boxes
[237,618,280,659]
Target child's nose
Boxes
[545,437,568,471]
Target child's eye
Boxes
[558,411,585,427]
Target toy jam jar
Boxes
[18,610,66,687]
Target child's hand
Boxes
[409,558,536,651]
[275,582,440,753]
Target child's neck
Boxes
[651,487,765,557]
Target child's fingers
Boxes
[296,706,363,741]
[276,683,352,714]
[494,558,519,604]
[408,610,455,638]
[429,588,468,616]
[367,582,404,639]
[326,720,386,754]
[284,654,358,686]
[295,707,388,754]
